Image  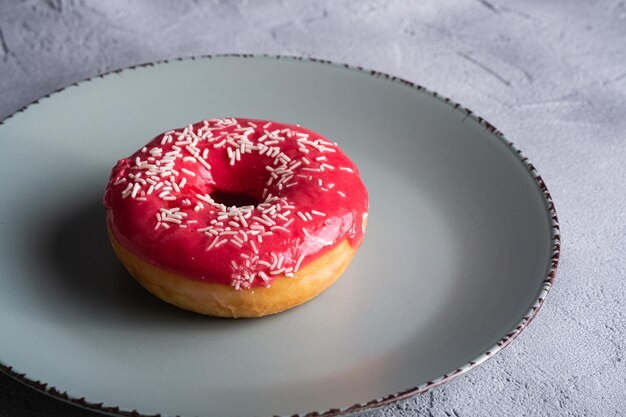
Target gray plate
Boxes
[0,55,559,417]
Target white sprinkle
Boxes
[315,156,327,161]
[339,167,354,173]
[122,183,133,194]
[162,196,177,201]
[181,168,196,177]
[114,178,127,186]
[196,194,214,204]
[230,239,243,248]
[250,239,259,254]
[162,217,181,224]
[271,225,290,233]
[215,239,228,248]
[183,156,197,163]
[261,214,275,225]
[295,254,305,272]
[301,227,310,237]
[305,212,313,221]
[297,212,308,221]
[337,191,346,198]
[197,156,211,170]
[206,236,220,251]
[311,210,326,217]
[161,222,170,229]
[218,230,237,236]
[258,271,270,282]
[252,216,273,227]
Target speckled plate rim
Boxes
[0,54,560,417]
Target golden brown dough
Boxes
[108,226,358,318]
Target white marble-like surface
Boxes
[0,1,625,416]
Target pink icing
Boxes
[104,118,368,289]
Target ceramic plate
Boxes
[0,55,559,417]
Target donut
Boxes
[104,118,368,317]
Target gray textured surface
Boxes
[0,1,624,416]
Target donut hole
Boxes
[210,190,261,208]
[204,156,274,208]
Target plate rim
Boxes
[0,53,561,417]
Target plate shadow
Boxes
[41,195,245,328]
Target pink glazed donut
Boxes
[104,118,368,317]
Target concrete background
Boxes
[0,0,624,416]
